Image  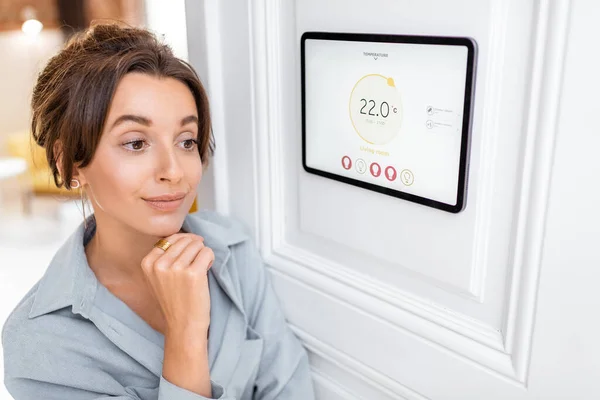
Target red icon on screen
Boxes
[370,162,381,177]
[341,156,352,170]
[385,166,397,181]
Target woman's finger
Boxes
[170,239,206,271]
[142,234,202,272]
[190,246,215,272]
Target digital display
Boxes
[301,32,477,213]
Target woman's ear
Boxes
[72,164,88,187]
[53,139,88,187]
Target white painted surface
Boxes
[191,0,600,398]
[144,0,189,61]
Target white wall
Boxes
[188,0,600,398]
[144,0,189,61]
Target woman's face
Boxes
[77,72,203,237]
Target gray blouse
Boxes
[2,211,315,399]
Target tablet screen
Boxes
[301,32,477,213]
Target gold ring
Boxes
[154,238,172,252]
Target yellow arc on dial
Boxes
[349,74,403,145]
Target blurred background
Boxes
[0,1,189,398]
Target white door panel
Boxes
[187,0,599,398]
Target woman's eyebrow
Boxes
[110,114,152,130]
[110,115,198,131]
[180,115,199,126]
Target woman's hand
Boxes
[142,232,215,396]
[141,233,214,336]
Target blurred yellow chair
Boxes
[5,130,199,213]
[188,197,198,213]
[6,130,74,198]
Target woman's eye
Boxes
[182,139,198,150]
[123,138,196,152]
[123,140,146,152]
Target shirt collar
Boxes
[28,212,249,319]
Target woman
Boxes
[1,23,314,400]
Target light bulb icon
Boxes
[384,166,397,182]
[400,169,414,186]
[341,156,352,170]
[370,162,381,177]
[355,159,367,174]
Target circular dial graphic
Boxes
[349,74,403,145]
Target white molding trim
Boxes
[268,259,516,381]
[467,0,510,300]
[249,0,571,388]
[272,245,508,354]
[294,325,427,400]
[311,371,365,400]
[249,0,286,248]
[502,0,572,385]
[201,0,230,215]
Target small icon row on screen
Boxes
[341,156,413,185]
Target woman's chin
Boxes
[143,213,187,237]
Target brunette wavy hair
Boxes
[30,22,214,190]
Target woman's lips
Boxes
[143,196,185,211]
[144,192,187,202]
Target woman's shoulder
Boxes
[2,279,93,344]
[2,282,41,342]
[1,283,98,378]
[2,295,143,397]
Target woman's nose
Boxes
[156,147,184,183]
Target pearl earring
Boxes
[70,178,88,229]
